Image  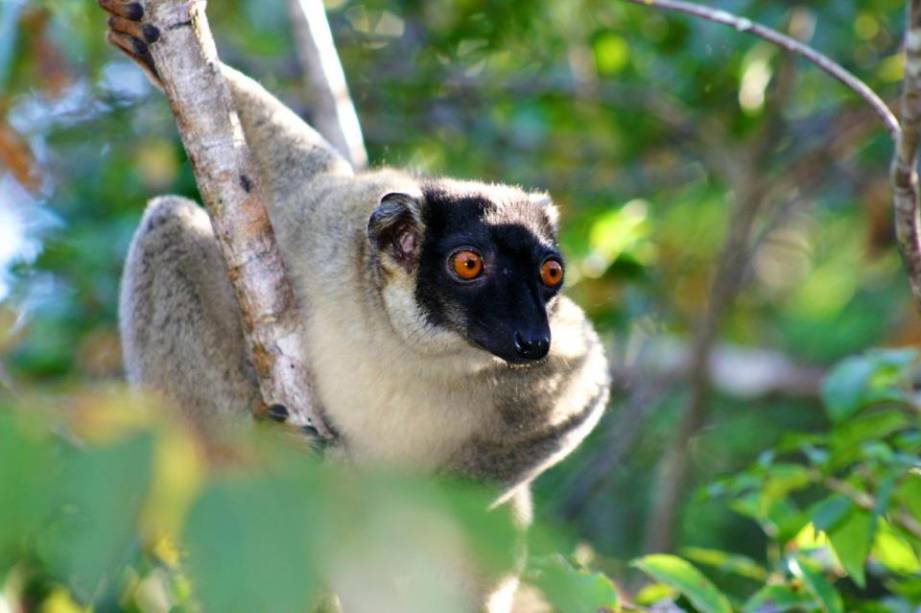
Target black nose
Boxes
[513,331,550,360]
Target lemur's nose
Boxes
[514,331,550,360]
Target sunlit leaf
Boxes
[742,583,816,613]
[528,554,620,612]
[789,555,843,613]
[873,520,921,575]
[681,547,767,582]
[827,509,873,588]
[634,582,678,607]
[631,554,731,613]
[821,350,916,422]
[593,32,630,75]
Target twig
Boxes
[893,0,921,310]
[822,475,921,541]
[286,0,367,169]
[143,0,332,439]
[619,0,899,139]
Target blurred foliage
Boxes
[1,0,921,610]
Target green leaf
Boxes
[760,464,814,506]
[820,349,916,422]
[38,433,154,603]
[528,555,620,613]
[789,555,843,613]
[742,583,816,613]
[827,509,873,588]
[894,472,921,521]
[811,496,851,533]
[183,467,322,613]
[0,411,59,577]
[873,520,921,574]
[681,547,768,582]
[634,582,678,607]
[828,410,909,469]
[631,554,731,613]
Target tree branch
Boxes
[286,0,367,169]
[620,0,921,313]
[619,0,899,139]
[893,0,921,310]
[143,0,333,439]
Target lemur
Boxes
[101,2,610,610]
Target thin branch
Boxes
[893,0,921,309]
[144,0,332,438]
[822,475,921,542]
[619,0,899,140]
[286,0,367,169]
[621,0,921,312]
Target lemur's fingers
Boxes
[97,0,144,21]
[100,0,164,89]
[109,15,160,44]
[106,30,162,87]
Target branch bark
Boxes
[893,0,921,310]
[286,0,367,169]
[143,0,333,439]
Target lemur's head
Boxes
[368,179,563,365]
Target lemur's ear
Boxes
[368,192,423,271]
[530,191,560,233]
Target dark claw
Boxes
[142,24,160,43]
[131,36,148,56]
[267,403,289,422]
[300,425,320,438]
[126,2,144,21]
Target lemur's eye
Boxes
[452,250,483,280]
[541,259,564,288]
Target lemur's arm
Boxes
[100,0,352,201]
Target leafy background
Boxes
[0,0,919,611]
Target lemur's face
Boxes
[414,187,562,364]
[362,183,561,365]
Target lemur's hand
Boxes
[98,0,163,89]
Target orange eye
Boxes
[541,259,564,287]
[452,250,483,280]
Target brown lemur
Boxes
[103,0,609,609]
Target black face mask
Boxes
[414,189,563,364]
